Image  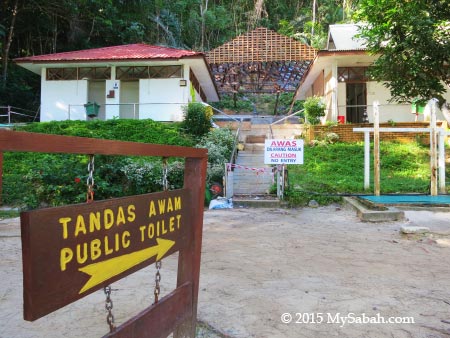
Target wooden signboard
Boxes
[21,189,190,321]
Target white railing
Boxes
[67,102,186,120]
[0,106,38,124]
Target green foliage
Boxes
[182,102,213,138]
[286,141,432,206]
[356,0,450,104]
[210,94,255,113]
[196,128,235,185]
[2,119,234,208]
[121,160,185,195]
[15,119,193,146]
[303,96,326,125]
[3,119,191,208]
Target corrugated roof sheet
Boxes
[15,43,202,63]
[327,24,367,51]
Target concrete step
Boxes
[233,197,281,208]
[240,143,265,152]
[232,139,273,196]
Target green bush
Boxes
[2,120,235,208]
[210,94,255,112]
[182,102,213,138]
[15,119,193,146]
[303,96,326,125]
[196,128,235,185]
[121,159,185,195]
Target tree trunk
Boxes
[2,0,19,87]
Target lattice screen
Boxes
[206,27,317,94]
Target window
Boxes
[116,65,183,80]
[46,67,111,80]
[337,67,370,83]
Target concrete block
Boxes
[400,226,430,234]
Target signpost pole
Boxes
[175,157,208,337]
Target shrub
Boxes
[303,96,326,125]
[182,102,213,138]
[121,160,184,195]
[196,128,235,185]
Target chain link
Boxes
[104,285,115,332]
[86,154,95,203]
[154,260,162,303]
[162,157,169,191]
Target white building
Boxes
[15,44,219,122]
[296,24,450,123]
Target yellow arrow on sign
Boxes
[78,238,175,294]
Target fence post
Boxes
[0,152,3,205]
[373,101,380,196]
[430,99,438,196]
[7,106,11,124]
[438,130,446,194]
[364,131,370,190]
[175,156,208,337]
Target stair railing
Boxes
[268,108,304,139]
[201,103,242,198]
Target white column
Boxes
[438,130,446,194]
[430,99,438,196]
[373,101,380,196]
[331,61,338,122]
[105,66,120,120]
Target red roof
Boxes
[15,43,203,63]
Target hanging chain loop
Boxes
[152,157,168,303]
[86,155,115,333]
[104,285,115,332]
[162,157,169,191]
[154,260,162,303]
[86,154,95,203]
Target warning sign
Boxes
[264,139,304,164]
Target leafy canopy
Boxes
[356,0,450,104]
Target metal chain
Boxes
[153,157,167,303]
[86,154,95,203]
[154,260,162,303]
[104,285,115,332]
[162,157,169,191]
[86,155,115,333]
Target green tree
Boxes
[357,0,450,105]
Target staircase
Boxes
[233,138,273,196]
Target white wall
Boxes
[40,69,88,121]
[88,81,106,119]
[120,81,139,119]
[367,82,416,122]
[105,80,120,119]
[139,78,189,121]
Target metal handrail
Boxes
[0,106,38,124]
[269,108,304,139]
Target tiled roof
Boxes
[15,43,203,63]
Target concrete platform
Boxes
[343,196,405,222]
[232,195,281,208]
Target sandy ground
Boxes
[1,205,450,338]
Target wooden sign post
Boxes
[0,130,207,338]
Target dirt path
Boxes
[1,205,450,338]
